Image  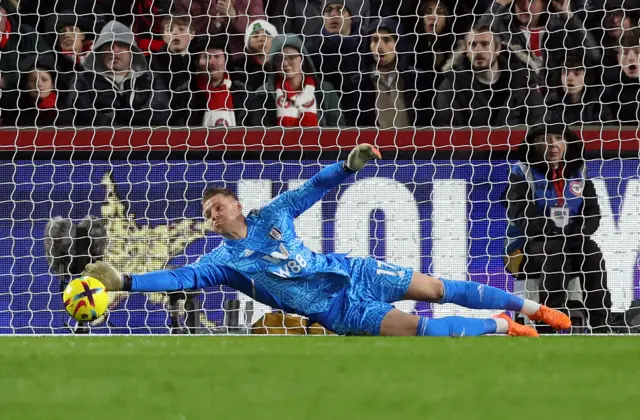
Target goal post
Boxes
[0,128,638,334]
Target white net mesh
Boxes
[0,0,639,334]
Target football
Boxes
[63,276,109,321]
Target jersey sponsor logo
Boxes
[570,181,583,196]
[269,227,282,240]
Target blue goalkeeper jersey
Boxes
[132,162,355,317]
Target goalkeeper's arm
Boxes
[82,260,234,292]
[266,144,381,218]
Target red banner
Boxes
[0,127,638,152]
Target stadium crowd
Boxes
[0,0,638,128]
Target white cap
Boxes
[244,19,278,50]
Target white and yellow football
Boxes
[63,276,109,321]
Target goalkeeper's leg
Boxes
[405,272,571,331]
[378,308,537,337]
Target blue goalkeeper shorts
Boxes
[316,257,413,336]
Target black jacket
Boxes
[1,54,96,127]
[602,68,640,125]
[148,44,196,125]
[545,86,614,126]
[82,20,171,127]
[504,121,600,242]
[434,52,545,127]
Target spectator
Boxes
[184,33,248,127]
[504,119,612,331]
[173,0,266,62]
[44,10,98,72]
[434,25,544,127]
[545,55,614,125]
[342,18,422,128]
[83,20,171,127]
[247,34,342,127]
[2,54,92,127]
[603,29,640,124]
[236,19,277,92]
[309,0,367,98]
[587,0,639,69]
[133,0,174,56]
[270,0,370,53]
[0,0,55,116]
[410,0,460,125]
[482,0,601,89]
[148,9,197,125]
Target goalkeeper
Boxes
[84,145,570,337]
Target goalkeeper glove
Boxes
[82,261,124,291]
[346,143,381,172]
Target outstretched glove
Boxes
[345,143,381,172]
[82,261,124,291]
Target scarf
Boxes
[37,92,57,110]
[196,73,236,127]
[1,19,11,49]
[275,75,318,127]
[61,41,93,65]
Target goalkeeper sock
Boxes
[416,316,498,337]
[440,279,525,312]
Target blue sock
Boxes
[417,316,497,337]
[440,279,524,311]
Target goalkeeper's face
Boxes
[203,194,244,235]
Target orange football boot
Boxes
[527,305,572,330]
[495,313,540,337]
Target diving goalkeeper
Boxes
[84,145,570,337]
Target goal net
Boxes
[0,0,639,334]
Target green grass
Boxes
[0,337,638,420]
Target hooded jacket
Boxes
[434,50,545,127]
[83,20,171,127]
[247,34,343,127]
[504,120,600,253]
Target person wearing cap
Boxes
[545,54,613,126]
[246,34,342,127]
[237,19,277,92]
[83,20,171,127]
[44,9,99,71]
[183,33,248,127]
[504,119,612,331]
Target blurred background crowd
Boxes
[0,0,638,129]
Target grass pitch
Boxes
[0,336,637,420]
